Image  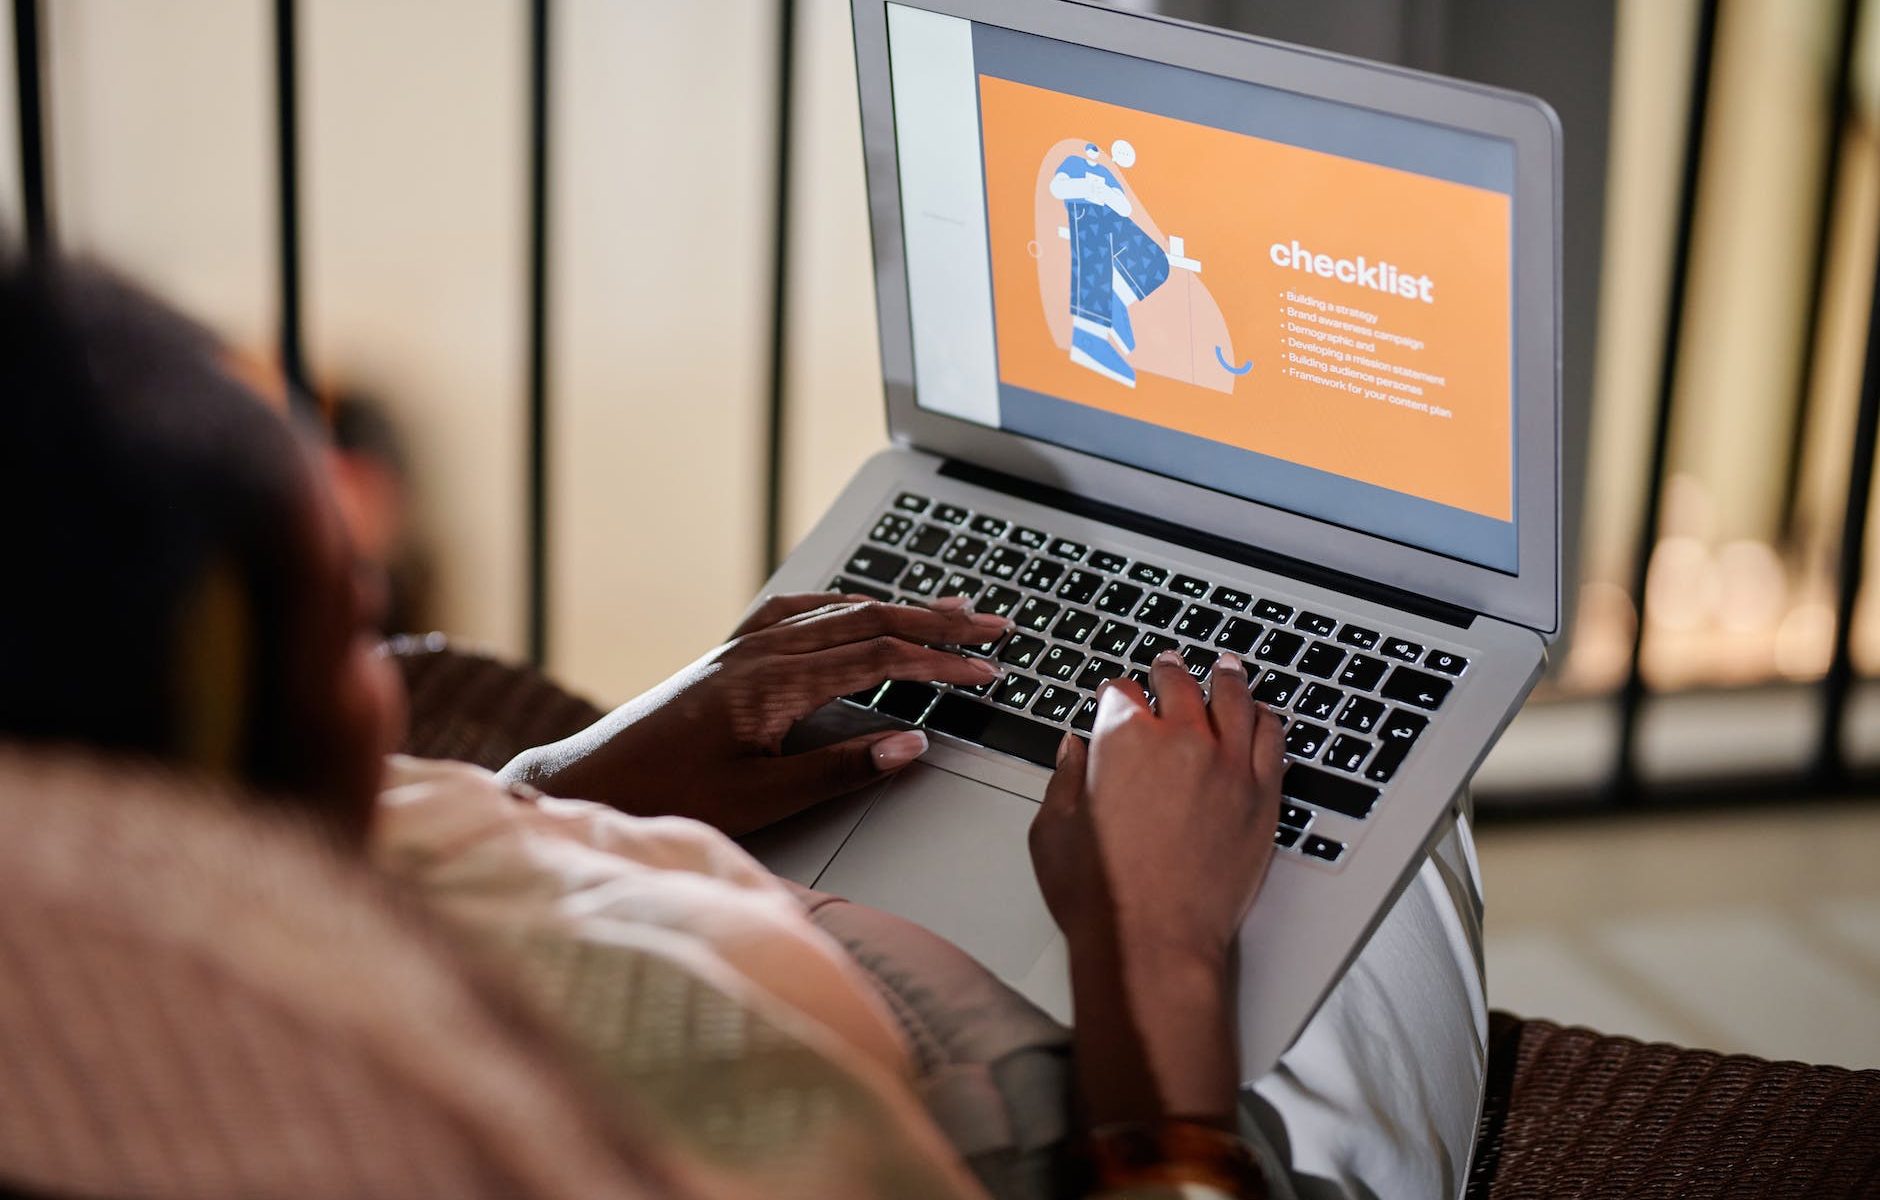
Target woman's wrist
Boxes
[1067,921,1240,1128]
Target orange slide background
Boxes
[979,75,1514,521]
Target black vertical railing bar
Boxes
[11,0,47,258]
[1611,0,1722,802]
[272,0,308,409]
[1776,0,1865,545]
[761,0,798,578]
[526,0,552,666]
[1811,211,1880,785]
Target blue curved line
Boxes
[1215,346,1253,375]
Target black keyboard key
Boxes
[1252,670,1302,707]
[1057,570,1104,605]
[1297,642,1346,678]
[843,683,883,708]
[1295,683,1344,722]
[1032,684,1081,723]
[1424,649,1469,675]
[1052,609,1100,644]
[904,524,950,556]
[1338,654,1389,691]
[1017,558,1066,592]
[828,575,893,602]
[1337,624,1381,649]
[999,634,1047,670]
[1336,696,1385,734]
[1039,645,1085,682]
[981,547,1027,580]
[1214,617,1264,654]
[1126,668,1151,690]
[977,585,1023,618]
[1252,598,1294,623]
[898,561,945,596]
[1210,586,1253,611]
[1281,803,1313,829]
[1381,666,1452,710]
[1127,562,1170,587]
[1302,835,1346,864]
[1075,656,1125,690]
[957,630,1006,658]
[1014,597,1060,632]
[1048,537,1088,561]
[1295,612,1337,637]
[1135,593,1183,628]
[1275,825,1303,849]
[843,548,908,584]
[1071,695,1100,732]
[1254,629,1305,666]
[992,673,1041,710]
[969,514,1009,537]
[893,492,930,513]
[1365,739,1411,783]
[1087,550,1128,573]
[1173,605,1223,641]
[1092,620,1138,657]
[1285,720,1330,760]
[1178,644,1214,678]
[937,572,983,600]
[1281,764,1379,820]
[1381,637,1425,663]
[1378,709,1429,746]
[958,674,998,697]
[875,681,940,723]
[931,503,969,525]
[925,693,1061,768]
[1130,632,1179,665]
[870,513,914,545]
[1324,734,1372,773]
[1010,526,1048,549]
[1171,574,1211,599]
[1094,581,1145,615]
[942,535,989,567]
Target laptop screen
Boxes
[886,5,1519,573]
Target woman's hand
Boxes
[498,593,1010,835]
[1030,649,1284,1128]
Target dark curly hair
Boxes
[0,252,345,811]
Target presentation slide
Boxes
[979,75,1515,523]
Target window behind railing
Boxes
[8,0,1880,813]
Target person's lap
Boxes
[798,808,1486,1200]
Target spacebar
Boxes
[925,694,1063,768]
[1281,764,1380,820]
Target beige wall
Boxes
[41,0,274,347]
[1,0,886,708]
[0,6,19,233]
[303,0,530,664]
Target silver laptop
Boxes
[743,0,1560,1080]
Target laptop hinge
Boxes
[938,459,1480,630]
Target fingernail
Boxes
[972,658,1003,678]
[970,612,1012,629]
[871,730,929,771]
[1215,652,1244,675]
[931,595,970,611]
[1155,649,1182,667]
[1056,733,1073,765]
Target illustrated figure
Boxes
[1050,141,1171,387]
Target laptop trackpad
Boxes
[813,763,1062,985]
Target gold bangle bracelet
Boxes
[1075,1118,1269,1199]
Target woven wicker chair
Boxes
[390,637,1880,1199]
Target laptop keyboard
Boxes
[830,492,1471,868]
